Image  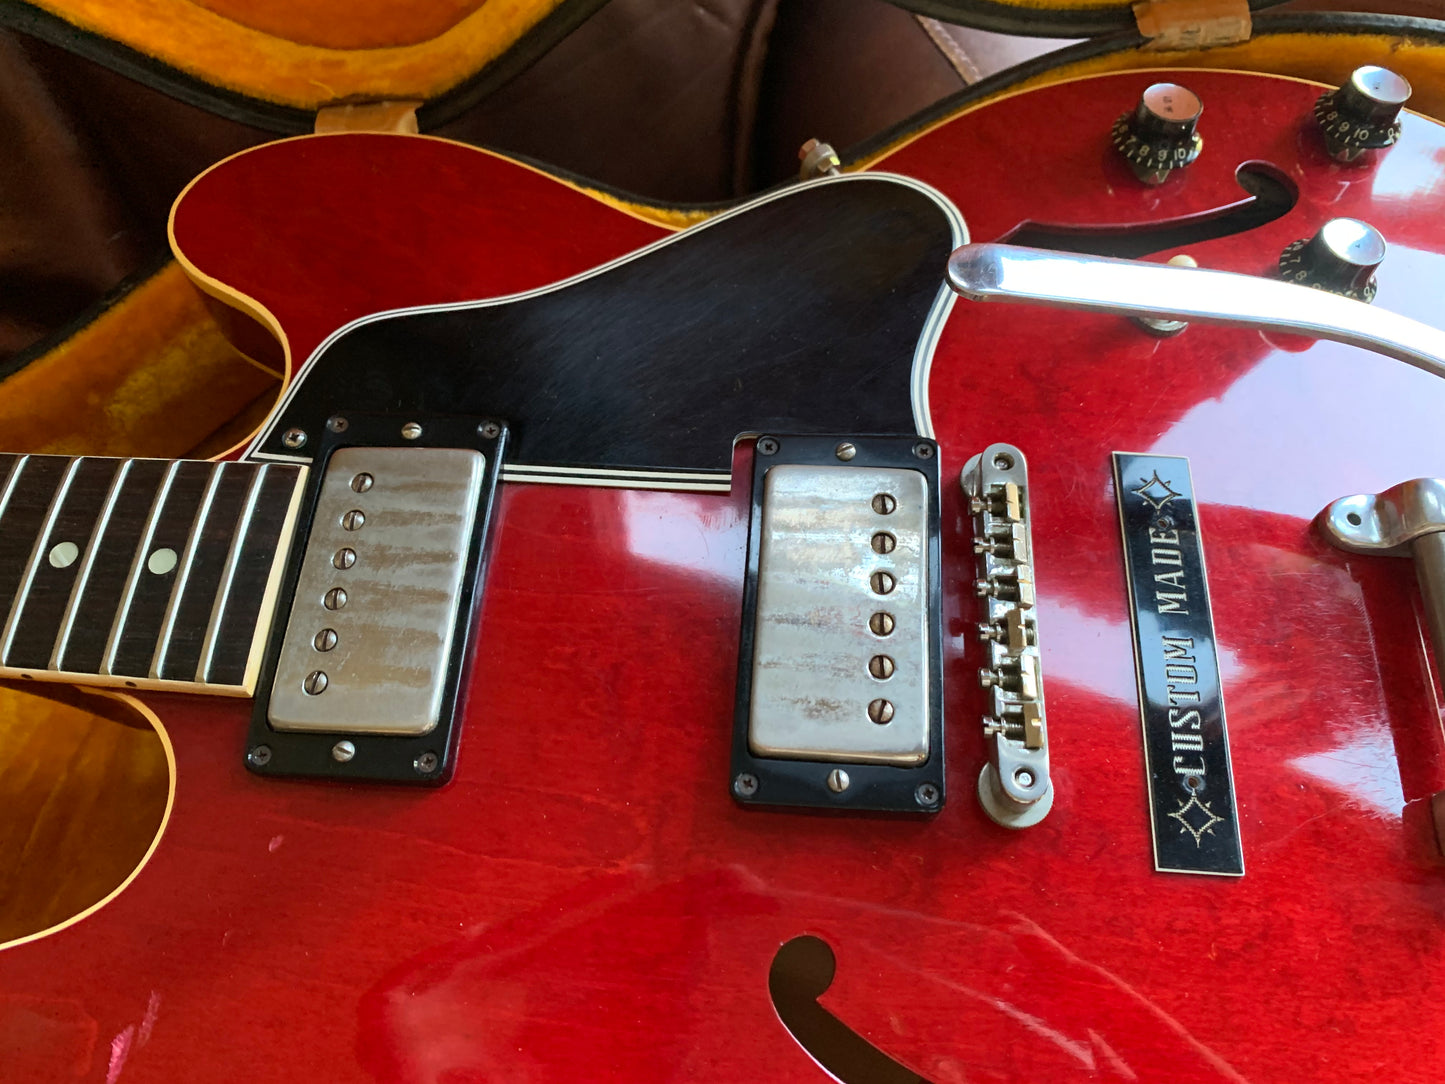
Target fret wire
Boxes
[0,455,24,522]
[195,464,267,684]
[150,462,227,679]
[102,460,181,677]
[0,457,79,665]
[50,459,134,671]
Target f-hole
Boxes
[1004,161,1298,259]
[769,935,933,1084]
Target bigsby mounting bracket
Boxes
[731,433,945,814]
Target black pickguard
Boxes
[257,176,957,478]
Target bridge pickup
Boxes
[961,443,1053,828]
[731,434,944,813]
[246,414,506,784]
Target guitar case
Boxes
[1,0,1444,952]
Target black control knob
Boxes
[1112,83,1203,185]
[1314,66,1411,163]
[1278,218,1386,302]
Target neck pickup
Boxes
[0,454,307,696]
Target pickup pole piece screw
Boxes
[341,510,366,531]
[324,587,348,610]
[304,670,329,695]
[331,740,355,763]
[350,472,373,493]
[872,493,896,515]
[868,698,895,724]
[757,437,779,456]
[869,612,895,636]
[333,547,356,570]
[479,421,502,439]
[734,772,759,797]
[326,416,348,433]
[868,655,896,680]
[314,628,338,652]
[871,531,896,554]
[826,768,851,793]
[282,428,307,449]
[414,752,439,775]
[870,570,896,595]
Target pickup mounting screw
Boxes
[479,421,502,439]
[757,437,779,456]
[414,751,439,775]
[282,428,307,449]
[401,422,423,440]
[913,441,934,459]
[868,698,895,724]
[247,745,272,767]
[326,416,348,433]
[331,740,355,763]
[826,768,851,793]
[835,442,857,461]
[915,782,940,807]
[733,772,759,797]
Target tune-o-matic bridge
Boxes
[961,443,1054,828]
[730,434,944,813]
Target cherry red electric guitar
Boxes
[4,69,1445,1084]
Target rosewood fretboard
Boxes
[0,454,306,695]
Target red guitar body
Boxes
[6,71,1445,1082]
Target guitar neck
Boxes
[0,454,307,696]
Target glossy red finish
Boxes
[7,71,1445,1081]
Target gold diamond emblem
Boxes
[1169,793,1224,847]
[1133,471,1182,511]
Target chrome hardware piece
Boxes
[268,446,485,736]
[962,444,1053,828]
[798,138,841,180]
[731,434,943,813]
[1278,218,1386,303]
[749,464,930,766]
[946,243,1445,378]
[1315,66,1411,164]
[1112,83,1203,185]
[1322,478,1445,683]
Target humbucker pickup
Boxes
[731,434,944,813]
[246,414,507,784]
[962,443,1053,828]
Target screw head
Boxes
[324,587,348,610]
[304,670,329,695]
[870,570,896,595]
[915,782,940,807]
[871,493,897,515]
[332,547,356,570]
[1014,768,1036,789]
[757,437,779,456]
[350,472,373,493]
[247,744,272,767]
[835,442,857,461]
[913,441,935,459]
[326,415,349,433]
[401,422,423,440]
[331,740,355,763]
[869,612,895,637]
[733,772,759,798]
[282,428,307,449]
[826,768,851,793]
[868,654,896,680]
[313,628,338,652]
[868,698,894,724]
[414,751,440,775]
[479,421,502,439]
[871,531,896,555]
[341,509,365,531]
